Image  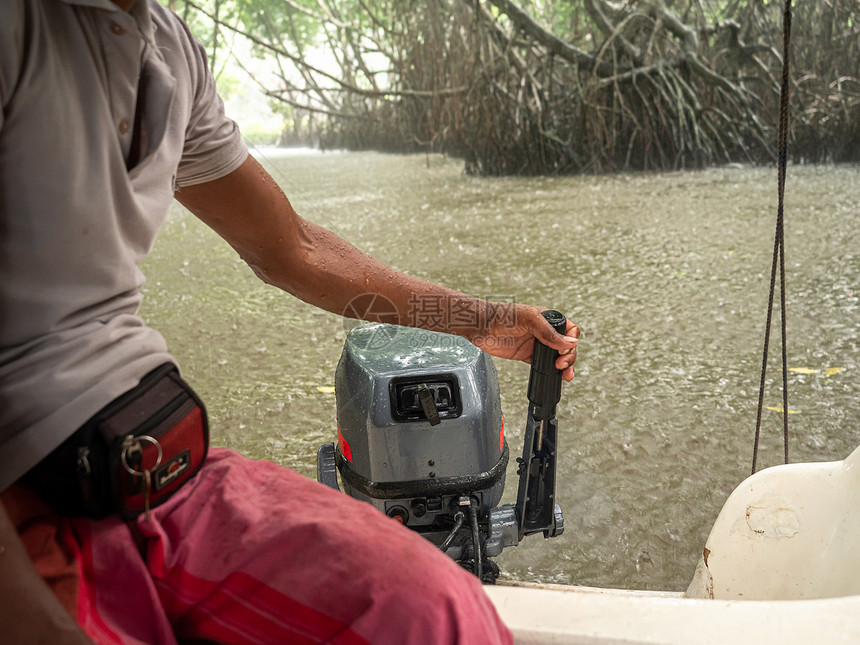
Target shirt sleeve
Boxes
[172,16,248,188]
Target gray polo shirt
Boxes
[0,0,249,489]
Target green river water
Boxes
[140,150,860,591]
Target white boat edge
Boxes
[488,442,860,643]
[487,582,860,644]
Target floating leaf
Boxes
[824,367,845,376]
[316,386,336,394]
[788,367,819,375]
[765,406,799,414]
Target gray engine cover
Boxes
[334,323,506,514]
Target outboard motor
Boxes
[317,311,567,583]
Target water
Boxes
[140,150,860,591]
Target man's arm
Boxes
[176,155,579,379]
[0,502,93,645]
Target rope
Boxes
[752,0,793,475]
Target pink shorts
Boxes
[4,448,512,644]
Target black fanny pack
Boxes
[25,364,209,520]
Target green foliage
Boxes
[214,72,240,101]
[161,0,860,171]
[233,0,321,51]
[161,0,323,71]
[239,121,284,145]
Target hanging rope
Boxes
[752,0,793,475]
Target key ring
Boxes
[121,434,163,476]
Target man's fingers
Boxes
[555,349,577,372]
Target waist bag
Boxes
[25,364,209,520]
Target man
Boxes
[0,0,579,643]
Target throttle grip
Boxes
[527,310,567,420]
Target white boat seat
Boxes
[686,443,860,600]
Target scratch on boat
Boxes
[701,547,715,599]
[746,504,800,538]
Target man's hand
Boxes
[470,304,579,381]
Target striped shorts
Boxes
[3,447,512,644]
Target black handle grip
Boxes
[527,310,567,420]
